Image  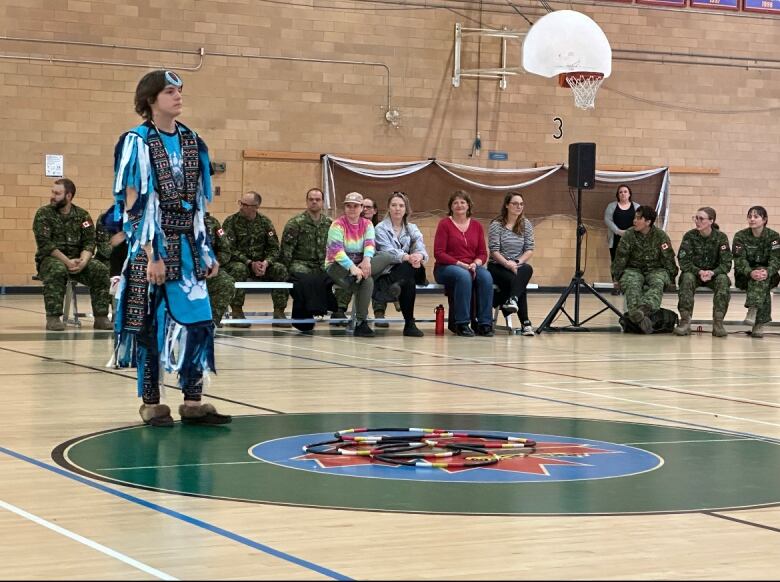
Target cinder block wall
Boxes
[1,1,778,286]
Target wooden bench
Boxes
[229,281,539,334]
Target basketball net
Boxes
[559,72,604,110]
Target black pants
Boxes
[609,236,622,264]
[376,262,419,322]
[488,262,533,321]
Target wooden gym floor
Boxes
[1,290,779,580]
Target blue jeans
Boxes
[434,264,494,325]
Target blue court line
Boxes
[218,339,780,447]
[0,445,352,581]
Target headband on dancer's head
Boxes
[164,70,183,88]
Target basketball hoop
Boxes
[522,10,611,111]
[558,72,604,110]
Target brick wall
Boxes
[1,1,778,286]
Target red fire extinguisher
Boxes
[435,304,445,335]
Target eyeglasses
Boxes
[692,215,710,222]
[508,202,524,207]
[240,202,259,208]
[362,204,375,209]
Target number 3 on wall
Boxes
[553,117,563,140]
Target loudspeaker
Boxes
[568,142,596,189]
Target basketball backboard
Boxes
[522,10,612,109]
[522,10,612,78]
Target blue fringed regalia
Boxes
[110,120,217,399]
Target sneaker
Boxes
[330,310,348,326]
[501,297,519,314]
[477,324,494,337]
[744,307,758,327]
[45,315,65,331]
[521,321,534,336]
[403,320,424,337]
[353,321,375,337]
[374,309,389,328]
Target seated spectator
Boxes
[732,205,780,338]
[95,202,128,278]
[488,192,535,336]
[279,187,351,323]
[611,205,678,334]
[433,190,494,337]
[204,212,236,328]
[604,184,639,295]
[325,192,376,337]
[222,191,290,327]
[674,207,732,338]
[32,178,112,331]
[372,191,427,337]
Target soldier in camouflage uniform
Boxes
[611,205,678,334]
[674,207,732,337]
[204,212,236,328]
[732,205,780,338]
[222,191,290,326]
[95,203,128,277]
[278,187,350,323]
[32,178,112,331]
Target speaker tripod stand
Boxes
[536,187,624,333]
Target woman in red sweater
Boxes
[433,191,494,336]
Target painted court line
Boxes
[0,498,177,581]
[98,460,263,471]
[622,438,756,445]
[0,446,353,582]
[523,382,780,430]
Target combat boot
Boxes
[46,316,65,331]
[744,306,758,326]
[228,307,250,328]
[374,309,389,328]
[93,315,113,330]
[272,308,291,328]
[751,322,765,338]
[712,312,727,337]
[673,311,691,336]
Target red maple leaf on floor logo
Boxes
[293,439,617,475]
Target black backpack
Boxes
[619,307,679,334]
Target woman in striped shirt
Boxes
[488,192,535,336]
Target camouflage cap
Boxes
[343,192,364,205]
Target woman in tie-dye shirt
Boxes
[325,191,376,337]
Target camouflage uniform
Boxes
[95,212,113,270]
[611,225,678,313]
[222,211,288,311]
[204,213,236,324]
[33,204,110,317]
[279,211,351,309]
[677,228,732,316]
[732,227,780,325]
